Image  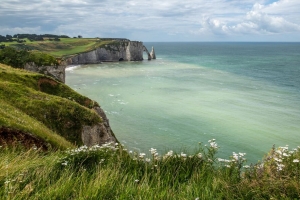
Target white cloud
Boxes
[193,1,300,38]
[0,0,299,41]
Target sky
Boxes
[0,0,300,42]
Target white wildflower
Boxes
[139,153,146,159]
[61,161,68,166]
[283,153,289,157]
[135,179,139,183]
[180,152,187,158]
[243,165,250,169]
[274,158,282,162]
[293,159,299,163]
[210,141,218,149]
[149,148,157,155]
[197,153,202,159]
[145,158,151,162]
[166,150,173,157]
[277,164,285,171]
[129,151,133,154]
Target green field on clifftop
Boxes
[0,37,124,58]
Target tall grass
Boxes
[1,140,299,199]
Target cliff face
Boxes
[24,62,66,83]
[82,106,117,146]
[68,41,145,64]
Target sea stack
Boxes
[150,46,156,59]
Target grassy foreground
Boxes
[1,140,300,199]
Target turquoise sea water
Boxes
[66,42,300,163]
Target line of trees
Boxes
[0,34,70,42]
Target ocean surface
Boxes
[66,42,300,163]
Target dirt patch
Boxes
[38,77,58,91]
[0,127,48,150]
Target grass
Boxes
[0,141,299,199]
[0,64,103,149]
[1,38,127,58]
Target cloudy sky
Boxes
[0,0,300,41]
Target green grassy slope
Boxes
[0,64,102,149]
[1,38,126,58]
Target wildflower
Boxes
[197,153,202,159]
[293,159,299,163]
[139,153,146,159]
[4,180,10,184]
[277,164,285,171]
[243,165,250,168]
[99,159,105,164]
[135,179,139,183]
[180,152,187,158]
[283,153,289,157]
[166,150,173,157]
[239,152,246,156]
[129,151,133,154]
[62,161,68,166]
[149,148,157,155]
[274,158,282,162]
[145,158,151,162]
[195,198,200,200]
[210,141,218,149]
[218,158,225,162]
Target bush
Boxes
[0,47,58,68]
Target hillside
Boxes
[0,63,116,149]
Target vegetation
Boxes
[0,34,128,58]
[0,140,299,199]
[0,47,58,68]
[0,64,101,149]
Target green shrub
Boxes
[0,47,58,68]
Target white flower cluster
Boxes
[217,152,247,168]
[232,152,246,163]
[208,139,218,149]
[150,148,159,160]
[67,142,119,155]
[271,145,300,171]
[61,142,119,166]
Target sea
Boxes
[65,42,300,163]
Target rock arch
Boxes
[143,46,151,60]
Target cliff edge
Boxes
[0,64,117,149]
